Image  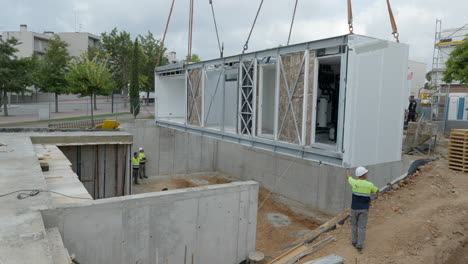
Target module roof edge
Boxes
[155,34,361,72]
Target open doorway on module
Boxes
[314,56,341,146]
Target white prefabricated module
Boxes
[155,34,409,168]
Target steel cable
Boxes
[242,0,265,53]
[287,0,299,45]
[209,0,223,57]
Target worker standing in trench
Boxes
[138,147,148,179]
[346,167,379,253]
[132,152,141,185]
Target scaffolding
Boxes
[430,20,468,123]
[431,20,468,87]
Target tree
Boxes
[87,45,108,110]
[185,54,201,63]
[139,32,168,105]
[67,54,113,126]
[100,28,133,107]
[0,38,36,116]
[129,39,141,117]
[35,36,71,112]
[443,37,468,86]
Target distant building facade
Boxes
[1,24,100,58]
[57,32,100,58]
[164,51,178,64]
[407,60,427,98]
[1,25,53,58]
[1,25,101,103]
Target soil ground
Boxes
[132,174,326,258]
[295,154,468,263]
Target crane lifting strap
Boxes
[347,0,353,33]
[385,0,400,42]
[156,0,176,66]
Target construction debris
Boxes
[404,121,438,153]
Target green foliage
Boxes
[443,37,468,85]
[35,36,71,112]
[139,31,168,97]
[130,39,140,117]
[425,71,432,82]
[66,54,114,124]
[87,45,107,63]
[0,38,36,115]
[185,54,201,63]
[100,28,133,94]
[67,55,113,97]
[35,36,71,94]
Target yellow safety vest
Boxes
[348,177,378,196]
[132,157,140,166]
[139,153,146,160]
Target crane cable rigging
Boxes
[385,0,400,43]
[347,0,353,33]
[347,0,400,42]
[187,0,195,63]
[209,0,223,58]
[156,0,176,67]
[242,0,265,54]
[287,0,299,46]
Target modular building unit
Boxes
[155,34,409,168]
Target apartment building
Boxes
[1,24,100,58]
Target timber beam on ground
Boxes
[268,209,350,264]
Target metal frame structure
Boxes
[239,60,257,135]
[155,34,409,167]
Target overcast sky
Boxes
[1,0,467,71]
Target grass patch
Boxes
[0,112,131,127]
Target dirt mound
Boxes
[298,158,468,263]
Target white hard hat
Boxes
[355,166,368,177]
[139,147,144,151]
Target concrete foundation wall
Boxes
[59,144,131,199]
[215,139,402,214]
[122,121,216,176]
[122,120,404,214]
[42,181,258,264]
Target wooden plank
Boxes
[268,209,349,264]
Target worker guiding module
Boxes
[346,167,379,253]
[132,152,141,185]
[138,147,148,179]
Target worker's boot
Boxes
[144,176,148,179]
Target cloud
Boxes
[1,0,467,71]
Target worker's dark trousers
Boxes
[139,163,146,178]
[133,167,139,184]
[408,112,416,122]
[351,209,369,249]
